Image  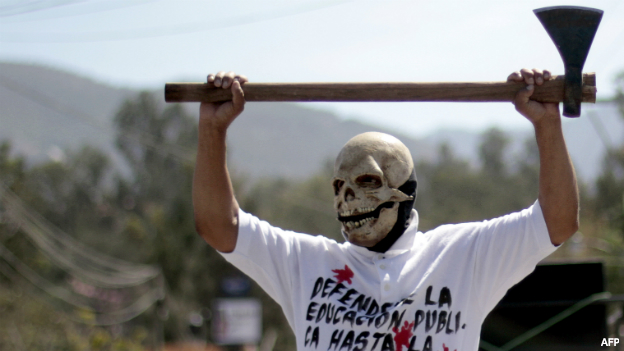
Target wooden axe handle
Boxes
[165,73,596,104]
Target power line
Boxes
[0,0,351,43]
[0,179,166,328]
[0,185,167,325]
[1,184,161,287]
[0,240,163,315]
[0,242,91,307]
[0,250,165,326]
[1,0,156,22]
[0,0,85,17]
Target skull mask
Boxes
[333,132,415,248]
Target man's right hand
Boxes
[200,71,248,132]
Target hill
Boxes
[0,62,434,180]
[0,62,621,184]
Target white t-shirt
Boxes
[220,201,557,351]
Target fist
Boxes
[199,71,249,132]
[508,68,560,124]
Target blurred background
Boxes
[1,0,624,350]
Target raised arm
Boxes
[193,71,248,253]
[509,68,579,246]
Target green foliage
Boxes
[479,128,510,178]
[0,142,26,190]
[417,129,539,231]
[0,287,147,351]
[616,72,624,119]
[594,149,624,233]
[240,161,341,241]
[111,92,297,348]
[4,72,624,348]
[582,72,624,294]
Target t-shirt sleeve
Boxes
[472,200,558,313]
[218,209,301,320]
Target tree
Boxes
[0,143,152,351]
[416,143,482,229]
[0,142,26,191]
[416,128,539,231]
[110,93,300,347]
[479,128,510,178]
[593,73,624,238]
[240,160,340,241]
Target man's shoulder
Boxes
[421,220,484,238]
[240,209,346,247]
[419,203,542,244]
[292,230,345,247]
[415,218,506,254]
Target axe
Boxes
[164,6,602,118]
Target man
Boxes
[193,69,578,350]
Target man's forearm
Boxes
[192,73,246,253]
[193,122,239,253]
[508,68,579,246]
[534,117,579,245]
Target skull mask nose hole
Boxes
[344,188,356,201]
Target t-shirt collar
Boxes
[345,209,419,259]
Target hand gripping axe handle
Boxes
[165,6,602,118]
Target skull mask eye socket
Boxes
[332,179,345,196]
[355,174,382,189]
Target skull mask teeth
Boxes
[333,132,414,248]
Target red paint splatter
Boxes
[392,321,415,351]
[442,343,457,351]
[331,265,354,285]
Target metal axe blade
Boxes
[534,6,603,117]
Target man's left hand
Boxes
[508,68,560,125]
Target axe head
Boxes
[534,6,602,117]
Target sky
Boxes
[1,0,623,137]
